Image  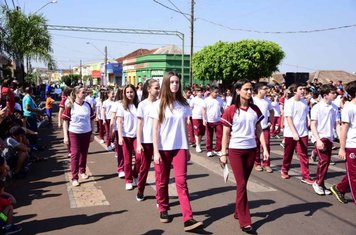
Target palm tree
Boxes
[0,7,55,82]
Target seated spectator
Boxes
[0,163,22,234]
[2,126,29,179]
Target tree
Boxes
[192,40,285,85]
[61,74,81,87]
[0,7,55,81]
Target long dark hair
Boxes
[231,79,254,115]
[159,71,188,123]
[122,84,138,110]
[142,78,158,100]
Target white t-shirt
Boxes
[310,100,339,142]
[283,98,309,138]
[221,104,263,149]
[137,90,143,102]
[116,103,137,138]
[137,99,155,143]
[226,96,232,106]
[204,96,224,123]
[85,95,96,108]
[190,96,205,119]
[271,101,281,117]
[110,101,121,131]
[149,100,191,150]
[62,102,95,134]
[253,97,273,129]
[332,95,342,108]
[95,97,102,120]
[102,99,115,120]
[341,102,356,148]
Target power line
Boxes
[153,0,356,34]
[167,0,190,21]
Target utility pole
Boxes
[189,0,195,87]
[79,59,82,81]
[104,46,108,86]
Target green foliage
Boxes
[192,40,285,84]
[24,73,37,83]
[61,74,81,87]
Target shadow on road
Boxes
[19,210,128,234]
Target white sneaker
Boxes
[312,182,325,195]
[207,151,213,157]
[99,139,105,144]
[80,173,89,180]
[196,145,202,153]
[324,188,332,195]
[107,145,113,151]
[132,177,138,187]
[213,151,222,157]
[118,172,125,178]
[72,180,80,187]
[125,183,133,191]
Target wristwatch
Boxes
[221,153,228,156]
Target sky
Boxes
[4,0,356,73]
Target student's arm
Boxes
[220,125,230,164]
[286,116,299,140]
[257,122,269,160]
[152,119,161,164]
[184,117,191,161]
[110,111,116,134]
[136,117,144,153]
[101,104,106,122]
[63,120,69,145]
[268,109,274,124]
[310,120,324,150]
[58,107,64,128]
[338,122,349,160]
[202,107,207,126]
[117,116,124,145]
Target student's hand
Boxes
[203,119,207,126]
[187,150,191,161]
[263,150,270,161]
[136,144,144,154]
[338,148,346,160]
[187,118,191,125]
[316,140,325,151]
[118,137,123,145]
[58,123,62,129]
[63,137,69,145]
[90,134,94,142]
[292,134,299,141]
[154,152,161,164]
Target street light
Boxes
[34,0,58,14]
[86,42,108,86]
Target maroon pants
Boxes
[229,148,256,228]
[336,148,356,205]
[98,119,105,140]
[136,143,154,194]
[192,119,205,136]
[114,131,124,173]
[104,119,111,147]
[69,131,91,181]
[270,117,281,136]
[122,137,139,183]
[206,121,222,152]
[255,127,271,167]
[154,149,193,222]
[187,117,195,145]
[66,131,71,155]
[314,138,333,187]
[282,136,311,180]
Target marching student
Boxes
[184,88,195,147]
[150,71,203,231]
[281,83,314,184]
[189,87,206,153]
[310,84,339,195]
[270,93,282,138]
[202,86,224,157]
[220,79,268,234]
[252,82,274,173]
[62,86,95,187]
[135,79,160,201]
[331,81,356,204]
[95,90,107,143]
[102,89,115,151]
[110,88,124,178]
[117,84,139,190]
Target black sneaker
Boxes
[330,185,347,204]
[184,219,203,231]
[136,192,144,202]
[160,211,170,223]
[3,223,22,235]
[241,225,256,234]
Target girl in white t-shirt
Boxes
[109,88,124,178]
[331,81,356,204]
[135,79,160,201]
[62,86,95,187]
[150,71,203,231]
[220,79,268,233]
[117,84,139,191]
[96,90,107,144]
[189,87,205,153]
[101,89,115,150]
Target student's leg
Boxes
[296,136,311,180]
[2,205,13,224]
[262,128,271,167]
[315,138,332,187]
[345,148,356,204]
[155,150,173,212]
[205,123,214,152]
[104,120,111,147]
[69,132,80,181]
[114,131,124,173]
[137,143,154,195]
[79,132,91,175]
[14,151,27,174]
[214,121,223,151]
[122,137,134,183]
[281,137,297,175]
[172,149,193,222]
